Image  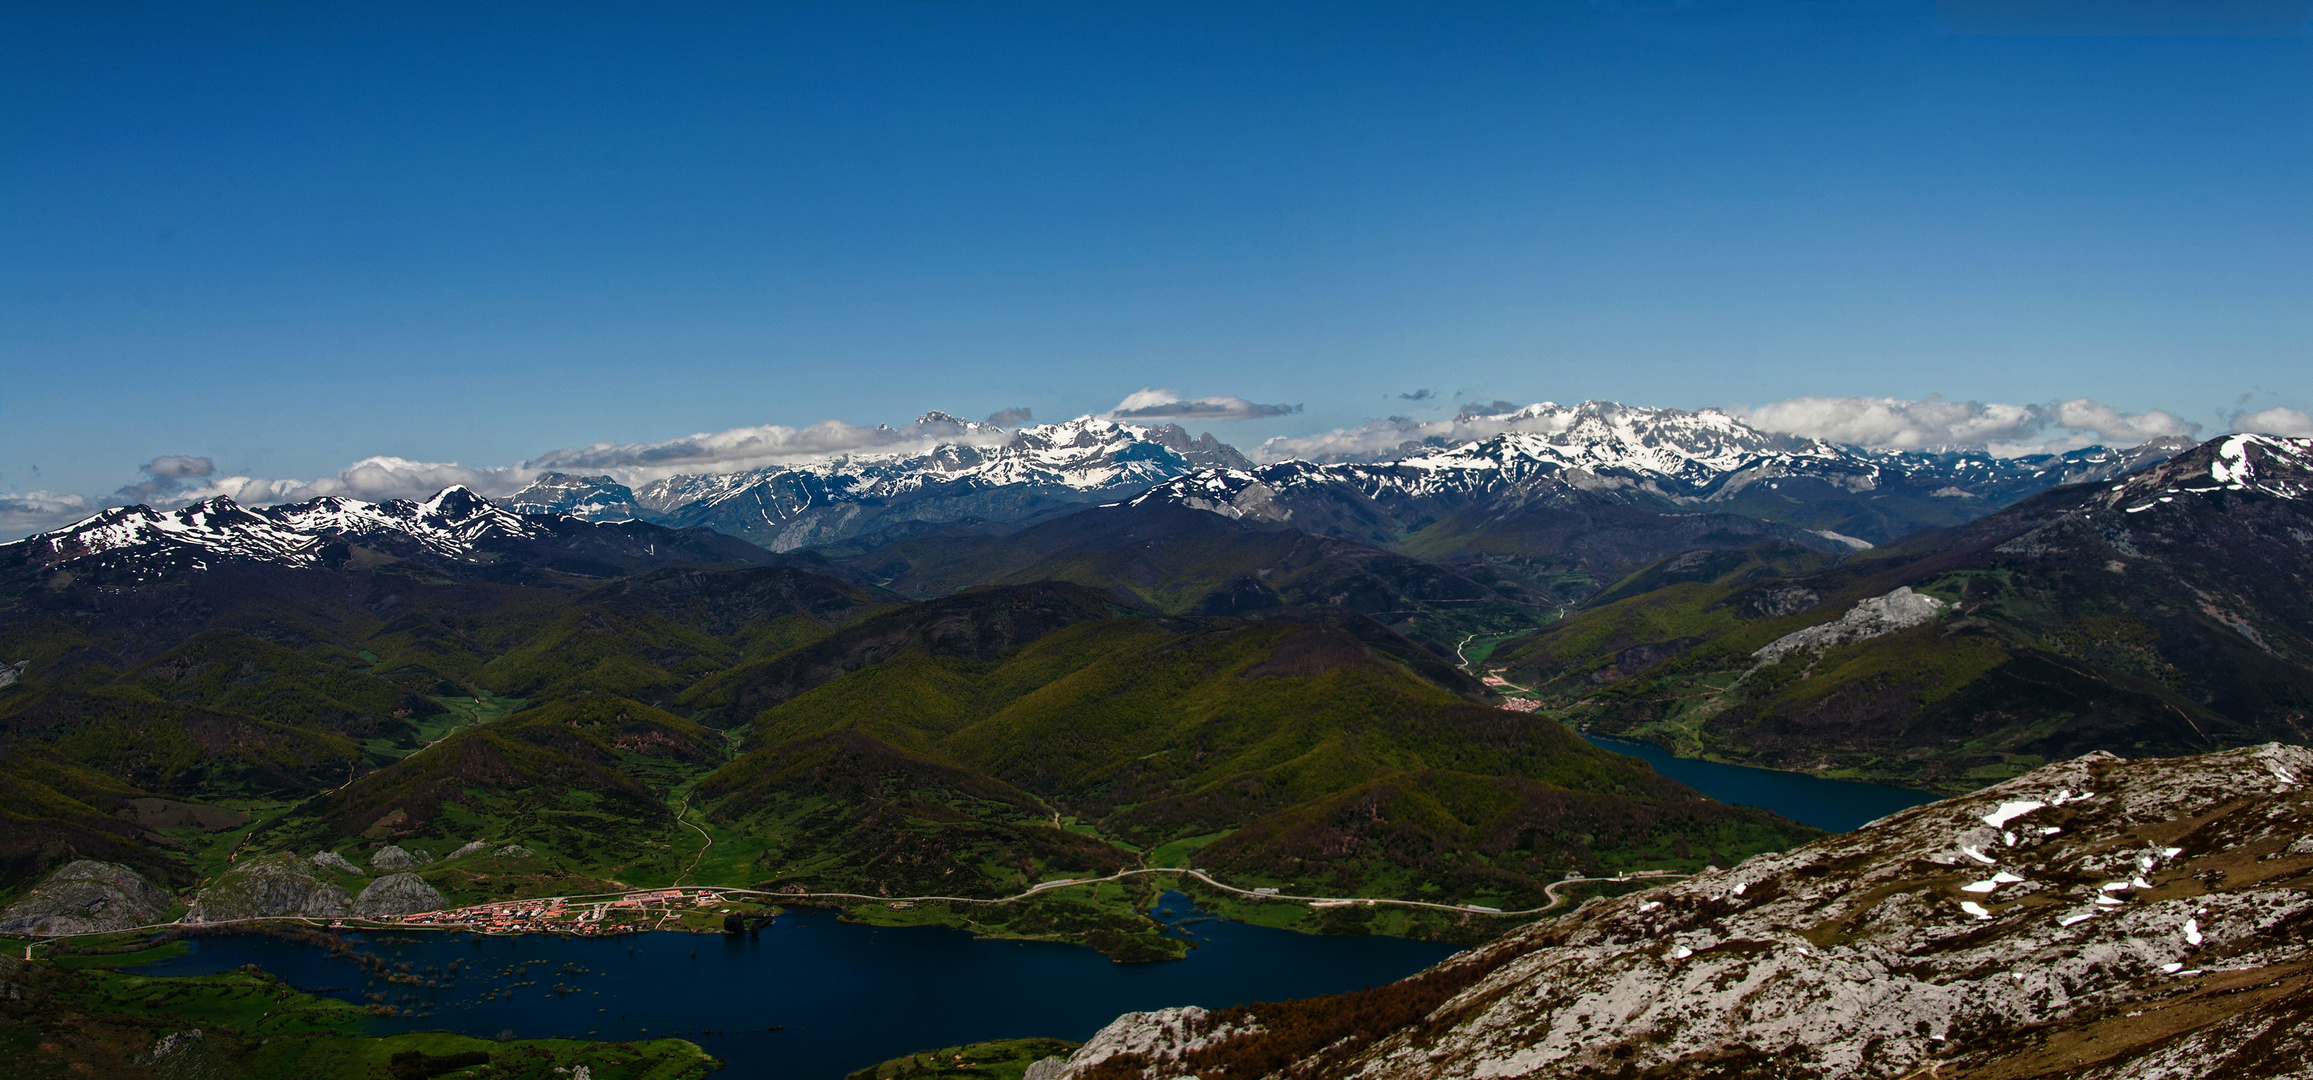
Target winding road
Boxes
[18,866,1689,957]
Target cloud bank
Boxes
[1106,388,1301,422]
[524,412,1017,481]
[0,491,96,539]
[2233,406,2313,438]
[1732,396,2201,455]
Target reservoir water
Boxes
[133,895,1457,1080]
[123,741,1939,1077]
[1583,733,1942,832]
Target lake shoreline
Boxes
[107,896,1463,1079]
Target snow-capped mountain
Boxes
[0,486,770,583]
[12,403,2200,586]
[615,413,1252,550]
[506,473,652,521]
[7,498,326,576]
[520,402,2186,553]
[2090,432,2313,512]
[263,486,538,560]
[1126,403,2194,546]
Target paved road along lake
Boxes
[136,895,1457,1079]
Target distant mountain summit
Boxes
[505,472,651,521]
[4,403,2200,595]
[618,413,1252,550]
[1128,403,2194,548]
[505,402,2191,555]
[0,486,769,584]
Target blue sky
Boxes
[3,1,2310,529]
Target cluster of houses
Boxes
[381,888,736,936]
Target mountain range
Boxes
[506,402,2194,554]
[5,484,771,586]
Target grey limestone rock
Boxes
[187,854,350,921]
[1050,744,2313,1080]
[446,840,492,861]
[353,873,448,917]
[0,860,173,936]
[1750,585,1943,666]
[1053,1006,1262,1079]
[368,845,433,871]
[494,844,534,858]
[310,851,364,876]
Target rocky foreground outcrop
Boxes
[0,861,173,936]
[1043,744,2313,1080]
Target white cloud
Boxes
[0,491,97,539]
[120,458,533,518]
[1106,388,1301,422]
[2049,399,2201,445]
[1255,401,1573,463]
[524,412,1012,481]
[142,455,214,479]
[2232,406,2313,438]
[1735,395,2202,456]
[271,456,530,502]
[115,455,226,505]
[1734,397,2051,450]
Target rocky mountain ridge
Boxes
[589,414,1254,550]
[510,403,2193,552]
[0,485,772,584]
[1125,406,2194,549]
[1038,742,2313,1080]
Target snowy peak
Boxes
[623,415,1259,549]
[11,498,322,571]
[1368,400,1827,480]
[4,487,571,575]
[2094,433,2313,514]
[259,489,536,559]
[507,473,652,522]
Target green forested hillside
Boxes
[831,502,1561,661]
[683,593,1806,943]
[1484,441,2313,792]
[0,562,891,901]
[1,552,1816,958]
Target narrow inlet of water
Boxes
[1583,733,1942,832]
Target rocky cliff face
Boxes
[0,861,172,936]
[1045,744,2313,1080]
[184,854,352,921]
[351,872,446,917]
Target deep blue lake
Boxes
[125,740,1941,1078]
[1583,733,1942,832]
[133,895,1456,1080]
